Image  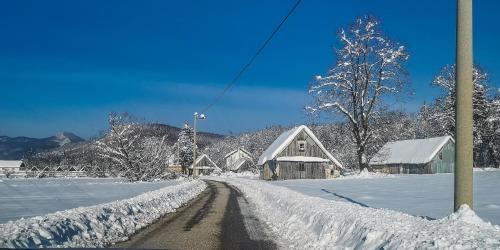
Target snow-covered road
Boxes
[0,178,183,223]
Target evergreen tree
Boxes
[177,123,195,174]
[430,64,493,167]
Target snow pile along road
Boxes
[0,179,206,248]
[218,177,500,249]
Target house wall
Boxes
[277,130,329,159]
[277,161,326,180]
[260,130,336,180]
[430,140,455,173]
[226,149,252,168]
[197,157,212,168]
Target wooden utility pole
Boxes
[455,0,474,211]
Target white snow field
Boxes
[210,174,500,249]
[0,179,206,248]
[271,170,500,225]
[0,178,185,223]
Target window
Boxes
[299,163,305,171]
[439,152,443,160]
[298,140,306,151]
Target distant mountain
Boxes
[0,132,84,160]
[138,123,225,149]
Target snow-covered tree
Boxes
[96,112,174,181]
[176,123,195,174]
[483,93,500,168]
[308,15,410,170]
[429,65,493,167]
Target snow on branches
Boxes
[96,112,174,181]
[308,15,410,170]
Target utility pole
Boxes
[192,112,206,177]
[455,0,473,211]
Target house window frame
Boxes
[439,151,443,160]
[298,140,306,152]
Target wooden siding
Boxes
[277,130,329,159]
[260,129,341,180]
[277,161,326,180]
[430,140,455,173]
[371,140,455,174]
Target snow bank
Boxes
[214,171,259,179]
[0,180,206,248]
[216,177,500,249]
[473,167,500,172]
[341,168,395,179]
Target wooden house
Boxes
[224,148,254,172]
[369,136,455,174]
[258,125,343,180]
[189,154,222,176]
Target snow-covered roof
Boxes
[257,125,343,168]
[223,148,253,159]
[229,158,253,171]
[277,156,330,163]
[0,160,22,168]
[370,136,454,165]
[189,154,221,171]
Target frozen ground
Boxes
[269,170,500,225]
[0,179,206,248]
[211,176,500,249]
[0,178,182,223]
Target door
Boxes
[299,162,305,178]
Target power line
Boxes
[202,0,302,113]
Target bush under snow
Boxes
[215,177,500,249]
[0,179,206,248]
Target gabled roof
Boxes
[189,154,221,171]
[370,136,454,165]
[257,125,343,168]
[223,148,253,159]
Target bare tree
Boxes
[308,15,409,170]
[96,112,174,181]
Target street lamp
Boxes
[192,112,206,177]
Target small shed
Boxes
[258,125,343,180]
[189,154,222,176]
[370,136,455,174]
[224,148,254,172]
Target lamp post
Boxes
[455,0,473,211]
[192,112,206,177]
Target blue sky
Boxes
[1,0,499,138]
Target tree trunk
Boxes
[357,145,367,171]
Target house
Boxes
[258,125,343,180]
[224,148,254,172]
[369,136,455,174]
[0,160,22,173]
[189,154,222,176]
